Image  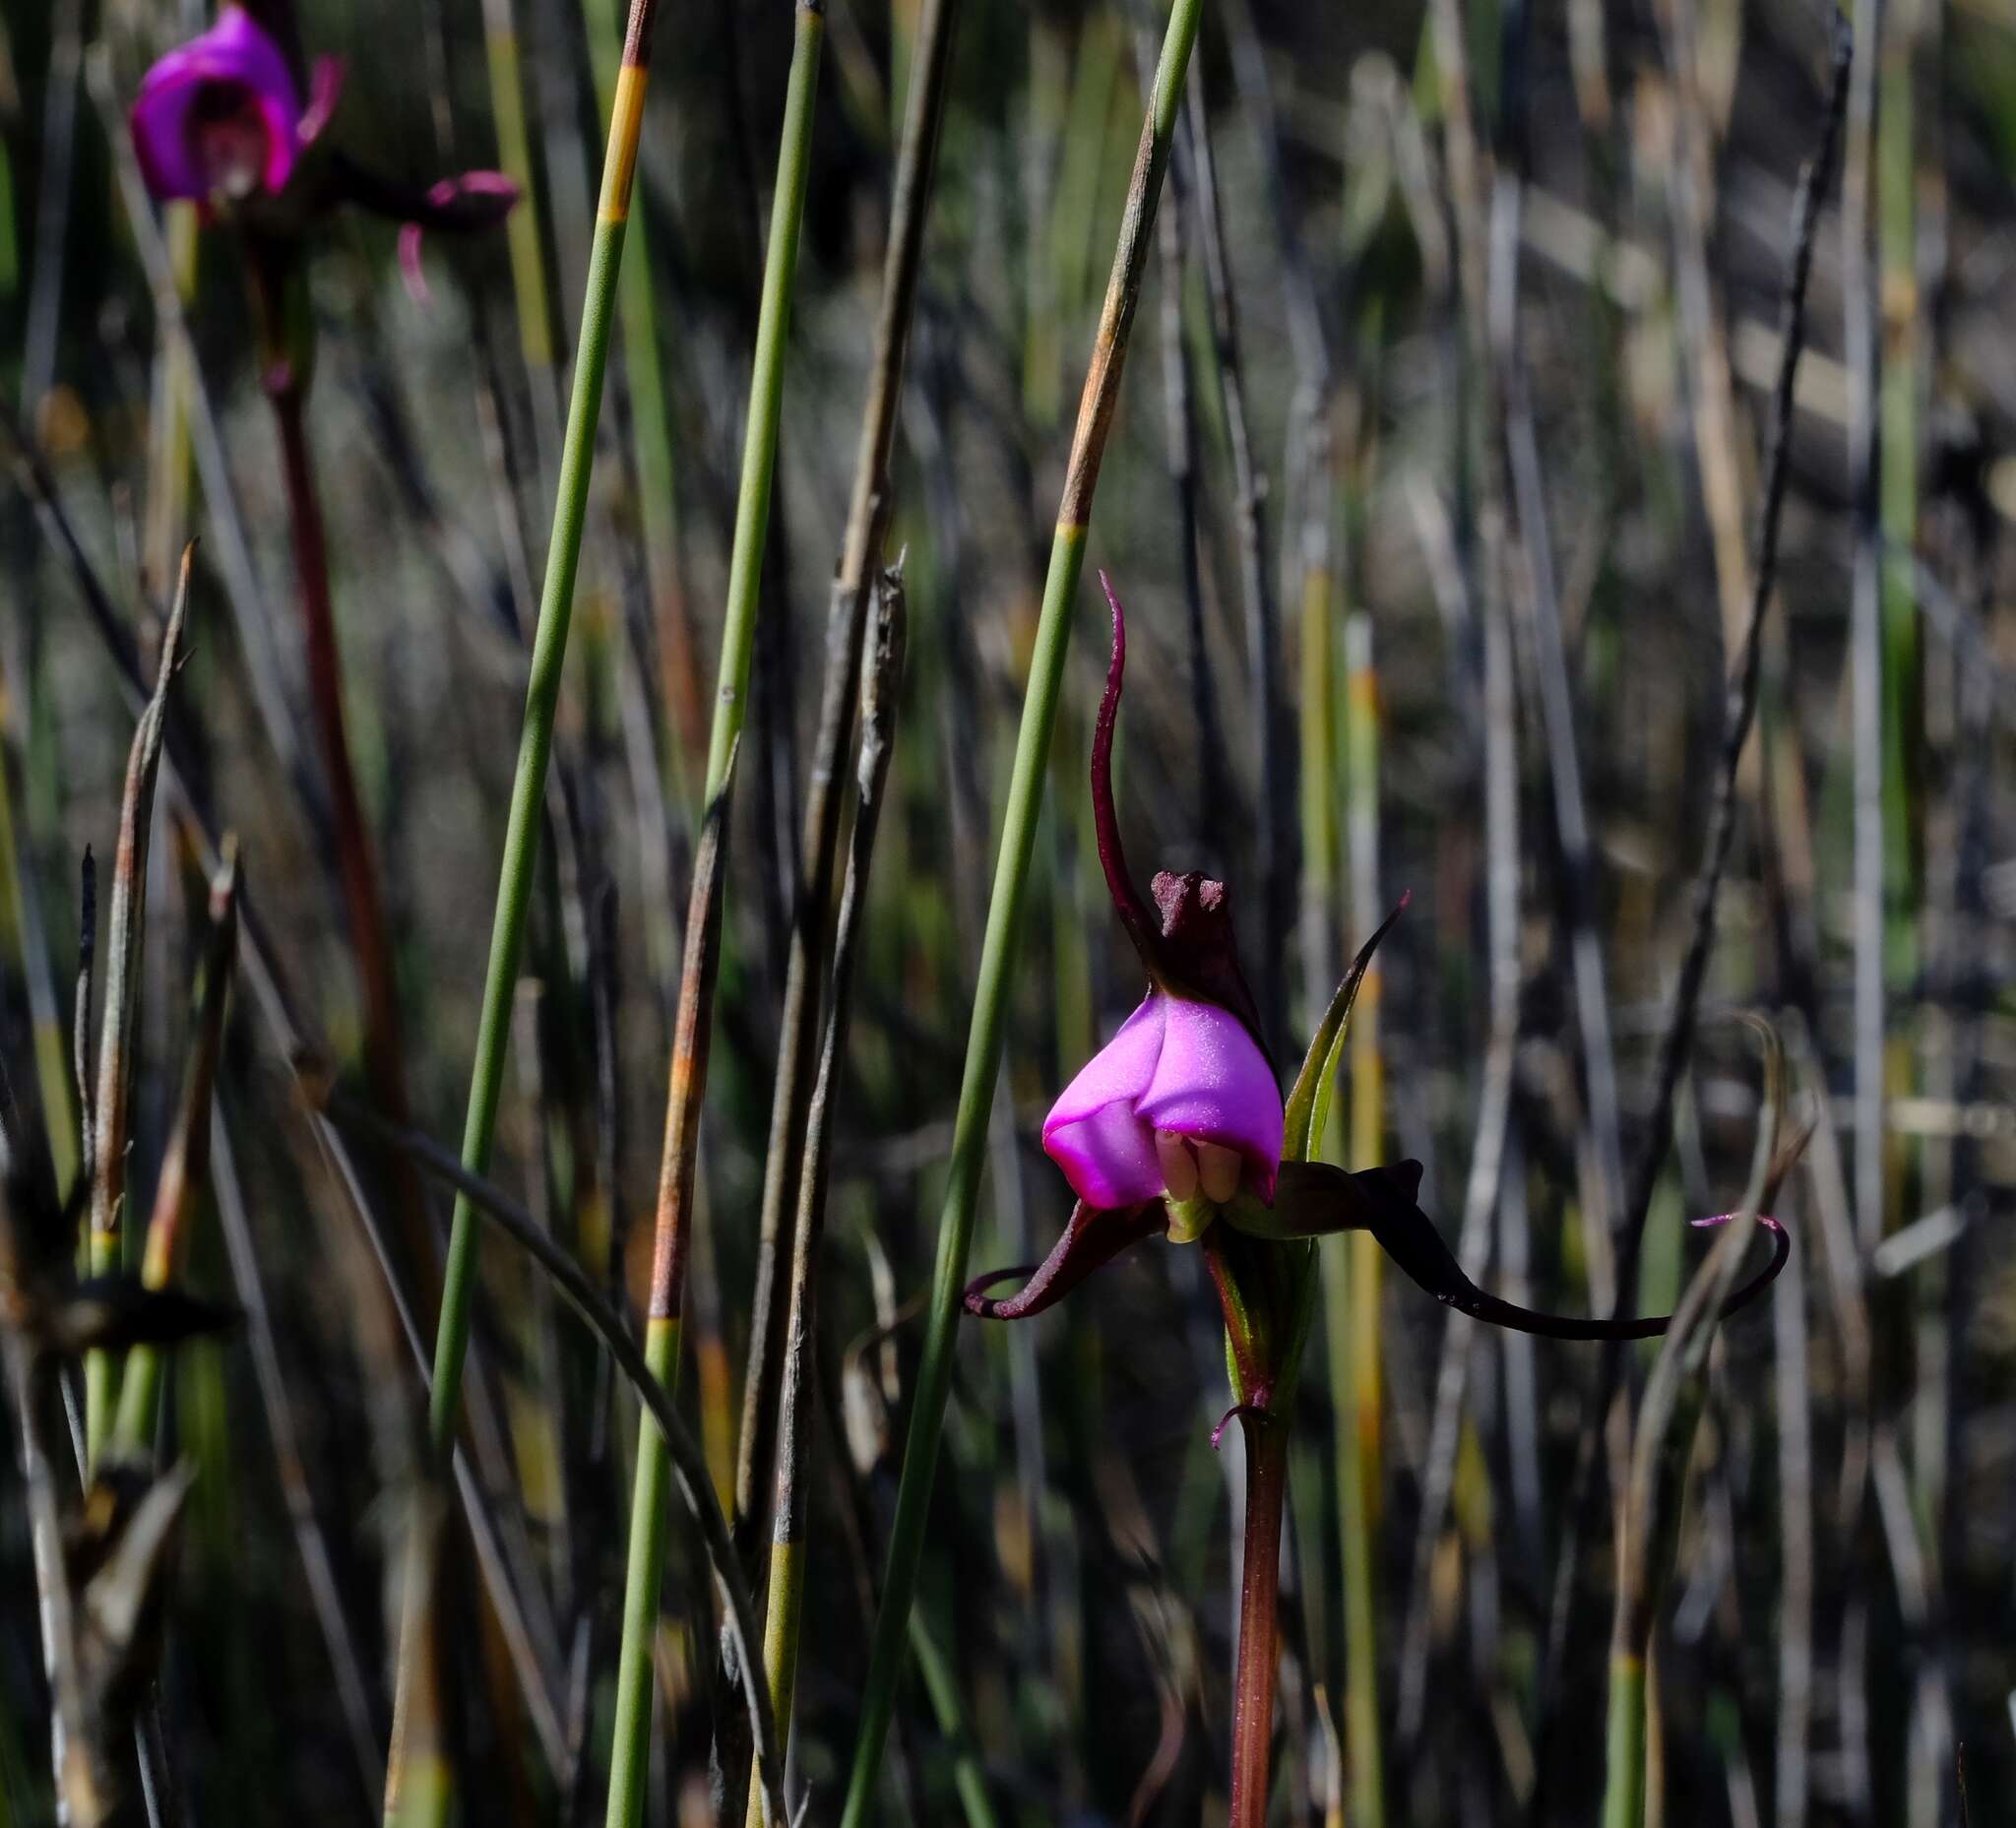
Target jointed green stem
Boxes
[602,11,826,1826]
[425,0,662,1454]
[838,5,1204,1815]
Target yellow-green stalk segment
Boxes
[84,546,193,1470]
[1602,1653,1648,1828]
[734,0,959,1581]
[480,0,559,403]
[112,844,239,1461]
[585,0,698,785]
[603,766,737,1827]
[425,0,662,1455]
[838,3,1204,1817]
[604,9,826,1824]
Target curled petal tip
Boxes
[1690,1211,1785,1232]
[960,1201,1164,1322]
[298,56,346,148]
[397,222,430,306]
[397,170,520,304]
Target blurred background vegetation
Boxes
[1,0,2013,1823]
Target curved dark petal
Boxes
[325,150,519,232]
[1347,1170,1791,1340]
[1224,1159,1422,1238]
[1091,574,1165,976]
[1689,1213,1794,1323]
[963,1199,1164,1320]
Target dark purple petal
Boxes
[391,169,521,304]
[963,1201,1166,1321]
[1149,871,1269,1054]
[1314,1167,1793,1339]
[325,153,520,234]
[1688,1213,1794,1320]
[1091,573,1165,975]
[1223,1159,1423,1238]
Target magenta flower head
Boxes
[1040,596,1283,1224]
[965,577,1299,1324]
[965,575,1792,1418]
[130,7,336,207]
[127,3,515,304]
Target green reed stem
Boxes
[112,847,237,1462]
[0,690,76,1203]
[1341,608,1386,1828]
[1602,1652,1648,1828]
[701,12,824,804]
[426,0,662,1454]
[481,0,556,381]
[837,3,1203,1816]
[602,12,824,1826]
[908,1607,1001,1828]
[586,0,693,775]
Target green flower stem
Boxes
[602,11,825,1826]
[838,4,1203,1817]
[424,0,663,1455]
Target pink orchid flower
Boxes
[130,7,337,206]
[1044,987,1281,1212]
[128,4,515,286]
[965,575,1792,1359]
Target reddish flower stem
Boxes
[273,378,436,1304]
[1228,1414,1289,1828]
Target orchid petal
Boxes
[1041,996,1167,1208]
[1136,996,1283,1199]
[130,7,303,203]
[1347,1168,1793,1339]
[1091,573,1164,975]
[964,1201,1166,1321]
[297,56,346,150]
[1222,1160,1421,1238]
